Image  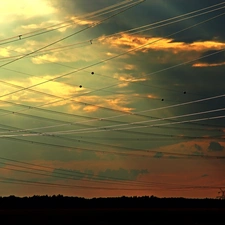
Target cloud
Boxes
[194,144,202,151]
[0,0,56,20]
[41,148,99,162]
[193,62,225,67]
[201,174,208,177]
[98,168,149,181]
[99,33,225,53]
[192,50,225,67]
[113,73,147,83]
[17,19,71,34]
[0,162,5,168]
[0,48,10,57]
[70,94,135,113]
[52,168,94,180]
[208,141,224,151]
[51,167,149,182]
[1,76,83,106]
[192,151,204,157]
[70,17,96,26]
[154,152,163,158]
[49,0,123,16]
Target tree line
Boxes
[0,195,224,209]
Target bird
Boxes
[18,35,22,40]
[90,40,92,44]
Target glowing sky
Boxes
[0,0,225,198]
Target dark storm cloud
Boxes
[52,168,94,180]
[197,50,225,64]
[98,168,149,180]
[201,174,208,177]
[168,156,178,159]
[41,148,99,161]
[194,144,202,151]
[50,168,148,181]
[208,141,224,151]
[142,0,225,43]
[193,151,204,156]
[154,152,163,158]
[50,0,225,43]
[127,0,225,43]
[50,0,121,16]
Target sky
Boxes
[0,0,225,199]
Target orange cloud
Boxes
[192,62,225,67]
[113,73,147,85]
[124,64,136,70]
[83,105,99,112]
[100,33,225,53]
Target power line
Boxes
[1,9,224,110]
[0,157,224,190]
[0,0,144,68]
[0,13,224,136]
[1,2,225,62]
[0,0,141,46]
[1,94,223,136]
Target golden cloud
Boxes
[83,105,99,112]
[192,62,225,67]
[100,33,225,53]
[0,76,84,107]
[114,73,147,83]
[124,64,136,70]
[147,94,158,99]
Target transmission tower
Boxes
[216,188,225,200]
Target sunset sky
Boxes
[0,0,225,198]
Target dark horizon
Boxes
[1,194,224,208]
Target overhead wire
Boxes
[1,158,224,190]
[1,3,224,101]
[0,10,224,115]
[0,0,145,68]
[0,6,223,142]
[1,132,225,159]
[0,0,140,46]
[0,157,225,191]
[1,2,225,192]
[0,90,224,136]
[4,106,224,136]
[1,2,225,62]
[0,11,224,135]
[0,11,223,172]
